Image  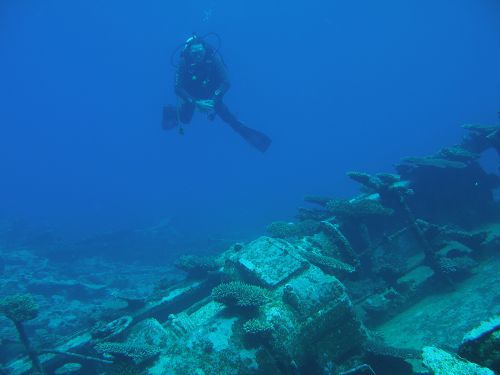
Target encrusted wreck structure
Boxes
[2,124,499,374]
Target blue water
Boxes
[1,0,499,252]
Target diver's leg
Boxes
[214,101,239,125]
[214,101,272,152]
[179,100,195,124]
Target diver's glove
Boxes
[195,99,215,112]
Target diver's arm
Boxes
[212,55,230,102]
[174,63,195,103]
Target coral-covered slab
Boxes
[235,236,307,288]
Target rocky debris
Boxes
[458,315,500,372]
[296,206,331,222]
[135,277,218,323]
[0,221,61,255]
[165,312,197,339]
[125,254,365,374]
[281,267,346,317]
[419,222,488,250]
[339,364,376,375]
[299,250,355,276]
[358,288,404,325]
[90,316,133,341]
[422,346,494,375]
[436,145,480,162]
[319,221,360,268]
[434,240,478,279]
[481,225,500,254]
[2,123,499,374]
[0,294,44,374]
[171,266,361,374]
[91,318,169,372]
[396,147,500,227]
[53,362,81,374]
[401,156,468,169]
[26,279,107,300]
[232,236,308,288]
[266,220,320,239]
[297,231,346,264]
[111,292,147,311]
[326,198,394,219]
[279,265,366,369]
[127,318,169,348]
[396,265,435,296]
[461,124,500,154]
[174,254,220,278]
[347,172,386,191]
[371,227,426,282]
[94,341,160,365]
[303,195,332,206]
[358,336,421,374]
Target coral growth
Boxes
[299,250,355,276]
[94,342,160,365]
[326,198,393,219]
[0,294,39,323]
[266,220,320,238]
[174,254,219,278]
[242,318,273,339]
[212,282,269,309]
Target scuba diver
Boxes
[162,34,272,153]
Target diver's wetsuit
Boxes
[172,44,271,152]
[174,51,237,125]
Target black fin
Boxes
[162,105,179,130]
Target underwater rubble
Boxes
[1,123,499,374]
